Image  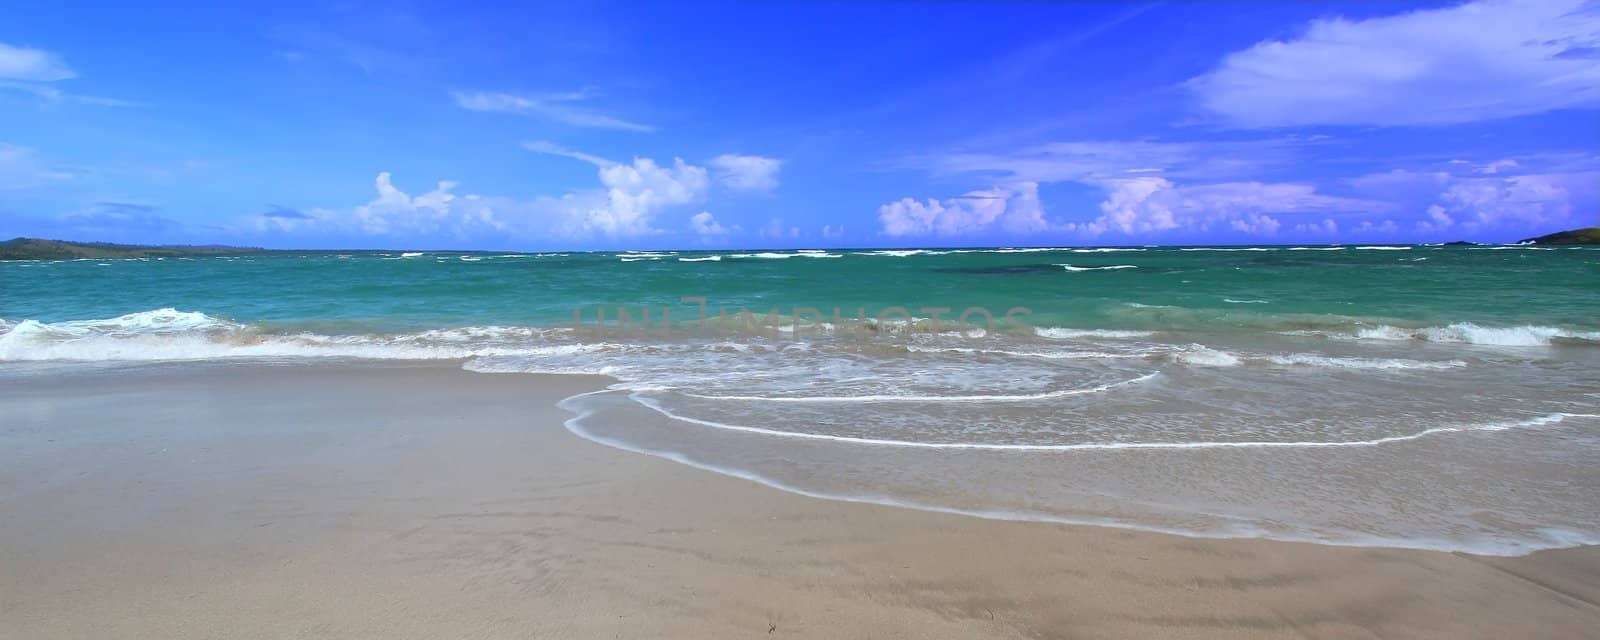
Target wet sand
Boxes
[1,362,1596,639]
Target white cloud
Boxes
[453,90,654,132]
[246,142,732,243]
[891,138,1384,239]
[878,183,1047,237]
[242,173,501,240]
[1350,163,1599,235]
[689,211,732,236]
[1065,179,1364,238]
[1187,0,1600,127]
[585,157,708,236]
[710,154,782,192]
[0,43,75,81]
[349,172,499,236]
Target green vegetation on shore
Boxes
[0,238,273,260]
[1518,227,1600,245]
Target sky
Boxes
[1,0,1598,250]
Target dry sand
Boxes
[1,362,1596,639]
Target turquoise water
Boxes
[4,245,1599,335]
[4,244,1599,555]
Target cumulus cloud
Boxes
[1187,0,1600,127]
[1349,161,1599,236]
[689,211,734,236]
[453,90,654,132]
[523,141,714,237]
[878,183,1047,237]
[348,172,500,236]
[890,139,1389,239]
[1065,179,1369,238]
[710,154,782,192]
[585,157,708,236]
[241,141,755,245]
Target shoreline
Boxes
[3,361,1599,638]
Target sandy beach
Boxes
[2,362,1597,639]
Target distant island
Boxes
[0,238,277,260]
[1517,227,1600,245]
[5,229,1598,261]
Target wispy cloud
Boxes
[0,42,139,107]
[454,90,654,132]
[0,144,75,190]
[1187,0,1600,127]
[0,43,75,81]
[521,140,615,167]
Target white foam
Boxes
[1179,247,1272,252]
[1223,298,1269,304]
[856,249,951,257]
[1171,345,1242,367]
[727,252,843,259]
[1355,246,1411,251]
[1354,323,1600,347]
[1034,327,1154,339]
[0,309,589,362]
[678,256,722,262]
[1287,247,1344,251]
[1069,248,1146,253]
[904,344,1147,361]
[1057,264,1139,272]
[1262,354,1468,370]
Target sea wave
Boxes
[0,309,581,362]
[1351,323,1600,346]
[1034,327,1155,339]
[727,252,844,259]
[855,249,951,257]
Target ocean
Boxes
[3,244,1599,555]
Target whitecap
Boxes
[1057,264,1138,272]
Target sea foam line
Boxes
[675,371,1160,403]
[626,399,1597,451]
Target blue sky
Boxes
[2,0,1597,249]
